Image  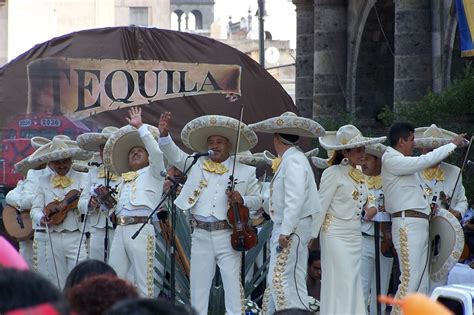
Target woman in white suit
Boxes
[316,125,385,315]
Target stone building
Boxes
[293,0,469,124]
[170,0,214,36]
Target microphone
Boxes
[467,160,474,166]
[88,162,102,167]
[191,150,214,158]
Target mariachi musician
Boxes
[414,124,468,290]
[30,135,90,289]
[77,127,121,262]
[158,112,261,315]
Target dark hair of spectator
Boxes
[68,274,138,315]
[0,267,62,312]
[388,122,415,147]
[308,250,321,265]
[63,259,116,297]
[105,298,198,315]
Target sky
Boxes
[214,0,296,48]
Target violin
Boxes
[94,184,117,210]
[44,189,81,225]
[227,177,258,252]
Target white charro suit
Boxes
[109,126,165,298]
[262,146,322,314]
[159,135,261,315]
[23,168,52,275]
[30,168,88,289]
[5,180,34,268]
[381,143,457,302]
[417,161,468,290]
[78,165,121,261]
[317,163,369,315]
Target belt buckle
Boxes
[118,216,134,225]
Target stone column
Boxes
[393,0,432,108]
[313,0,347,119]
[293,0,314,118]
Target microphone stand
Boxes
[132,154,200,303]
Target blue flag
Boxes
[455,0,474,57]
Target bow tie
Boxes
[421,167,445,181]
[366,175,382,190]
[98,166,121,181]
[271,157,282,173]
[51,175,73,188]
[203,160,228,175]
[122,171,139,182]
[348,167,365,184]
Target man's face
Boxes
[128,146,149,171]
[399,132,415,156]
[51,158,72,176]
[308,260,321,281]
[362,154,381,176]
[207,135,231,163]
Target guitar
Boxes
[44,189,81,225]
[2,205,33,241]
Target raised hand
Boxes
[159,112,172,137]
[452,133,468,147]
[126,107,143,129]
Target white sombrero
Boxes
[181,115,258,153]
[31,136,51,149]
[311,156,330,170]
[365,143,387,158]
[249,112,325,138]
[103,124,160,175]
[414,124,458,149]
[238,148,319,167]
[77,126,120,152]
[319,125,386,150]
[27,135,92,165]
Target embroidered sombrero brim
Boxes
[414,126,458,149]
[72,160,90,173]
[103,124,160,175]
[311,156,330,169]
[238,151,273,167]
[319,131,386,150]
[27,138,92,165]
[14,156,47,176]
[31,136,51,149]
[365,143,387,158]
[77,127,120,152]
[249,112,325,138]
[181,115,258,153]
[305,148,319,158]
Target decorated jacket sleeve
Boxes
[159,135,191,172]
[312,166,338,237]
[30,184,45,226]
[280,154,308,236]
[139,125,164,179]
[384,143,456,176]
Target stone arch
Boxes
[348,0,395,121]
[171,9,185,31]
[191,9,203,30]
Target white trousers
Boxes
[19,239,34,269]
[88,226,115,262]
[361,234,394,314]
[109,223,156,298]
[263,217,312,314]
[34,230,87,290]
[190,228,243,315]
[391,216,429,313]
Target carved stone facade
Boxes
[293,0,467,123]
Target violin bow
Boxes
[229,104,245,191]
[447,135,473,210]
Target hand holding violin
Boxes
[226,190,244,205]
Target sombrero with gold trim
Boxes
[414,124,458,149]
[249,112,325,138]
[103,124,160,174]
[181,115,257,153]
[26,135,92,165]
[77,126,120,152]
[319,125,386,151]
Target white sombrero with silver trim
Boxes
[414,124,458,149]
[27,135,92,165]
[77,126,120,152]
[319,125,386,151]
[365,143,387,159]
[181,115,258,153]
[249,112,325,138]
[103,124,160,175]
